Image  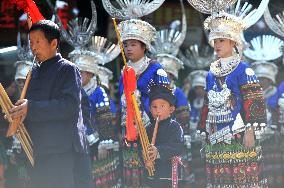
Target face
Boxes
[194,86,206,98]
[124,39,146,62]
[5,81,16,97]
[213,38,235,58]
[150,99,175,121]
[16,79,26,92]
[29,30,58,62]
[80,71,94,86]
[259,77,273,90]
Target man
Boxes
[9,20,92,188]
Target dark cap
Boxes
[148,84,176,106]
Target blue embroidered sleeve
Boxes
[175,88,189,108]
[89,86,110,115]
[237,63,259,86]
[237,62,266,126]
[153,68,170,85]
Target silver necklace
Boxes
[207,78,233,124]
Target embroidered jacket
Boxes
[119,61,169,113]
[118,61,170,139]
[88,85,115,140]
[199,61,266,142]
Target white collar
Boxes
[128,56,150,76]
[83,77,97,96]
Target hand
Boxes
[27,14,32,29]
[243,128,255,148]
[145,160,153,170]
[9,99,28,123]
[147,144,158,161]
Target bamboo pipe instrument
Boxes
[0,83,34,166]
[6,56,34,137]
[151,116,159,145]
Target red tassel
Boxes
[123,66,137,141]
[11,0,44,24]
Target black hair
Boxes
[149,84,176,106]
[29,20,61,48]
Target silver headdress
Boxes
[97,66,113,89]
[102,0,165,20]
[118,19,156,49]
[87,36,120,65]
[187,0,237,14]
[47,0,97,50]
[251,61,278,83]
[264,8,284,38]
[187,70,208,88]
[70,51,100,75]
[47,0,99,74]
[151,0,187,56]
[178,44,215,69]
[190,0,269,48]
[243,35,284,62]
[156,54,183,80]
[15,32,34,80]
[16,32,33,63]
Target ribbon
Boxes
[11,0,45,24]
[171,156,184,188]
[123,66,137,141]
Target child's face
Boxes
[150,99,175,121]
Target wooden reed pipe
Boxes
[151,116,159,145]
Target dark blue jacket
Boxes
[25,54,88,156]
[146,116,184,179]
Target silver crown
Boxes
[47,0,97,50]
[178,44,215,69]
[14,60,33,81]
[243,35,284,61]
[188,0,269,30]
[251,61,278,83]
[157,54,183,79]
[264,8,284,38]
[87,36,120,65]
[202,0,269,48]
[118,19,156,49]
[102,0,165,20]
[187,70,208,88]
[151,0,186,56]
[69,50,100,75]
[187,0,237,14]
[17,32,33,62]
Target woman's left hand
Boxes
[243,128,255,148]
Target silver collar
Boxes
[210,55,241,77]
[128,56,150,76]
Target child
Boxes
[145,84,184,187]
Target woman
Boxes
[117,19,169,187]
[198,12,267,187]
